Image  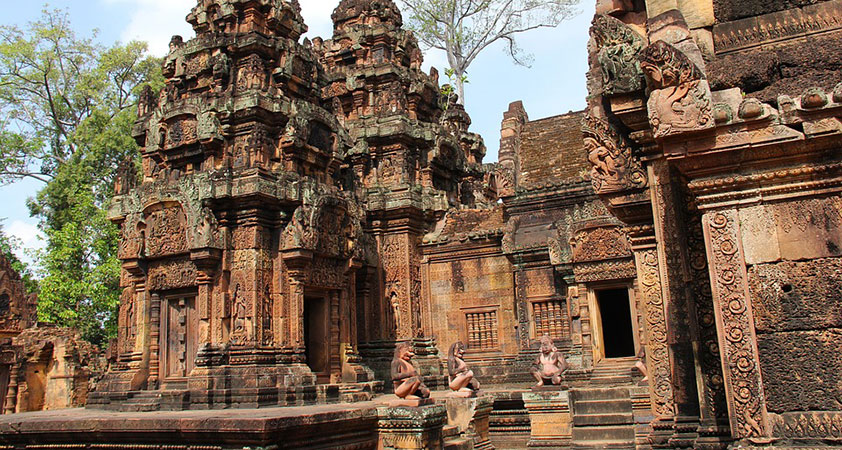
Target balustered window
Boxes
[532,299,565,340]
[465,310,499,351]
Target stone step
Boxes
[443,437,473,450]
[573,412,635,426]
[573,399,632,415]
[572,440,635,449]
[571,387,630,401]
[442,425,460,439]
[572,425,635,442]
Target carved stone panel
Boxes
[703,210,769,438]
[145,204,188,258]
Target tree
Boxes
[399,0,579,104]
[0,8,163,345]
[0,220,37,294]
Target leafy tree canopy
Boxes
[0,8,163,345]
[399,0,579,104]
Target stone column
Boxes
[289,275,306,355]
[377,404,447,450]
[627,224,675,444]
[648,160,702,445]
[701,210,770,439]
[522,389,572,448]
[147,292,161,389]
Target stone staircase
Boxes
[443,424,473,450]
[120,391,162,412]
[570,387,636,449]
[589,357,637,385]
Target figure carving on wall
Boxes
[530,335,568,387]
[447,341,480,397]
[582,115,647,194]
[232,284,246,333]
[262,284,273,345]
[390,342,430,399]
[590,14,645,95]
[389,290,401,338]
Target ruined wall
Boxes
[518,111,590,187]
[740,197,842,413]
[708,0,842,104]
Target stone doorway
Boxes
[0,364,9,413]
[160,294,198,382]
[593,287,636,359]
[304,293,330,383]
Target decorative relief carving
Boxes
[145,204,188,258]
[633,247,674,417]
[147,258,197,291]
[683,189,729,423]
[569,225,631,263]
[230,283,252,345]
[590,14,645,96]
[236,54,266,92]
[582,115,647,194]
[771,412,842,439]
[164,116,198,149]
[192,206,223,249]
[704,210,769,438]
[118,215,146,260]
[640,41,713,138]
[573,259,636,283]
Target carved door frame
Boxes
[158,290,198,386]
[587,281,640,364]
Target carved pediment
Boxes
[590,14,646,96]
[581,115,647,194]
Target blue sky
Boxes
[0,0,593,266]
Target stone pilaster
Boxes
[702,210,770,440]
[377,404,447,450]
[522,389,572,448]
[445,395,494,449]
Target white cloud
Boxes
[6,220,45,267]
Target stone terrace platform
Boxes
[0,401,381,449]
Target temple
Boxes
[0,0,841,448]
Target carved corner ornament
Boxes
[590,14,646,96]
[582,115,647,194]
[640,40,714,138]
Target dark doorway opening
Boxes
[304,295,329,382]
[596,288,636,358]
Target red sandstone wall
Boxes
[518,111,589,188]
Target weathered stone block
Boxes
[758,329,842,413]
[749,258,842,333]
[522,389,572,448]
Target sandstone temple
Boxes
[0,0,841,448]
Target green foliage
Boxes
[400,0,579,104]
[0,8,163,346]
[0,221,38,294]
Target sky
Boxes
[0,0,593,267]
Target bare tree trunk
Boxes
[455,71,466,105]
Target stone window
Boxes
[466,310,498,351]
[0,293,9,315]
[532,299,565,340]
